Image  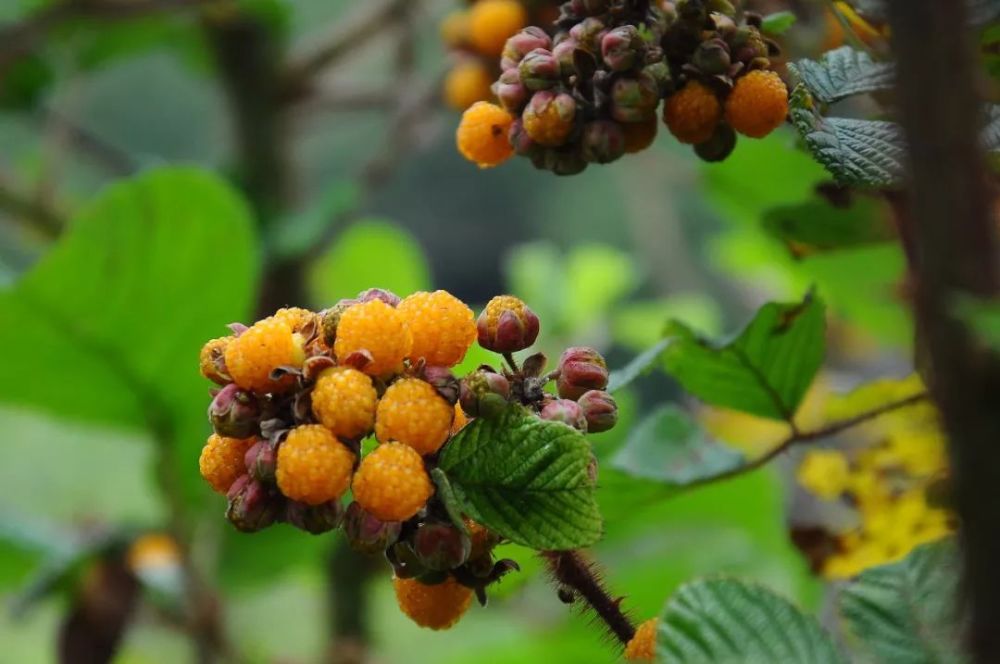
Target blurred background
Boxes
[0,1,926,662]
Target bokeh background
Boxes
[0,1,920,662]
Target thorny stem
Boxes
[503,352,520,373]
[541,550,636,647]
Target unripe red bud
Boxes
[519,48,561,91]
[244,439,276,483]
[601,25,642,71]
[551,38,579,76]
[556,347,609,400]
[286,499,344,534]
[694,123,737,162]
[477,296,541,353]
[610,73,659,123]
[730,26,768,64]
[508,120,539,157]
[226,476,280,532]
[459,369,511,418]
[540,399,588,432]
[581,121,625,164]
[577,390,618,433]
[321,298,358,347]
[209,383,260,439]
[642,61,673,96]
[569,17,606,53]
[343,502,401,555]
[693,38,731,75]
[423,365,460,405]
[545,149,589,176]
[501,27,552,71]
[412,522,471,572]
[357,288,401,307]
[495,68,528,113]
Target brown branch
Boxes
[541,550,636,647]
[885,2,1000,662]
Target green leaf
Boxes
[661,293,826,420]
[307,219,430,307]
[611,405,745,487]
[438,407,602,550]
[953,295,1000,352]
[790,47,895,105]
[657,577,843,663]
[761,11,796,36]
[612,296,723,352]
[839,539,967,664]
[608,339,671,393]
[790,87,906,188]
[0,168,257,505]
[266,181,359,260]
[762,194,895,253]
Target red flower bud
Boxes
[556,347,609,400]
[540,399,588,432]
[508,119,539,157]
[694,123,737,162]
[501,27,552,71]
[568,17,606,53]
[411,522,471,572]
[208,383,260,439]
[226,476,280,532]
[244,439,277,483]
[422,365,460,405]
[577,390,618,433]
[581,121,626,164]
[610,73,659,123]
[601,25,642,72]
[477,295,540,353]
[551,38,579,76]
[343,502,401,555]
[518,48,561,91]
[286,499,344,534]
[459,368,511,418]
[495,68,529,113]
[357,288,401,307]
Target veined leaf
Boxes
[608,338,671,392]
[762,193,895,254]
[790,46,895,104]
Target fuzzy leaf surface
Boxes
[790,47,895,104]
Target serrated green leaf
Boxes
[438,407,602,550]
[430,468,470,536]
[608,338,671,392]
[661,293,826,420]
[657,578,843,664]
[790,46,895,105]
[611,405,745,487]
[0,168,257,507]
[839,539,967,664]
[790,87,906,188]
[761,11,796,36]
[762,194,895,253]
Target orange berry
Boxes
[625,618,659,661]
[199,434,255,494]
[276,425,355,505]
[311,367,377,440]
[224,317,305,393]
[393,576,474,630]
[352,442,433,522]
[444,61,495,111]
[663,80,722,145]
[622,115,658,153]
[468,0,527,57]
[333,299,412,378]
[451,403,469,435]
[199,336,232,385]
[273,307,317,333]
[725,70,789,138]
[457,101,515,168]
[375,378,455,455]
[397,290,477,367]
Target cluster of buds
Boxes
[197,289,616,629]
[441,0,562,111]
[457,0,790,173]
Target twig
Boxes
[541,550,636,647]
[0,173,65,238]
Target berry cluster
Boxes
[197,290,618,629]
[456,0,789,173]
[441,0,561,111]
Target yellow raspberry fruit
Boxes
[273,307,316,333]
[375,378,455,455]
[523,94,575,147]
[451,403,469,435]
[393,576,474,630]
[352,442,433,521]
[444,61,494,111]
[440,9,469,48]
[311,367,377,440]
[397,290,477,367]
[199,434,255,494]
[663,80,722,145]
[224,317,305,393]
[625,618,659,661]
[468,0,527,57]
[199,336,232,385]
[334,300,413,378]
[725,70,789,138]
[457,101,515,168]
[276,425,356,505]
[622,115,658,154]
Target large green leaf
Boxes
[437,407,602,550]
[762,194,895,254]
[611,405,745,487]
[657,578,843,664]
[608,339,671,392]
[661,293,826,421]
[839,539,967,664]
[790,87,906,188]
[790,47,895,105]
[0,168,257,505]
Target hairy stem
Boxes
[541,550,636,647]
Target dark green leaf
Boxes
[761,11,796,36]
[839,539,967,664]
[657,578,843,663]
[0,53,53,110]
[762,194,895,253]
[790,87,906,188]
[608,338,671,392]
[661,293,826,420]
[267,181,359,260]
[790,47,895,105]
[438,407,602,550]
[0,168,257,506]
[611,405,745,487]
